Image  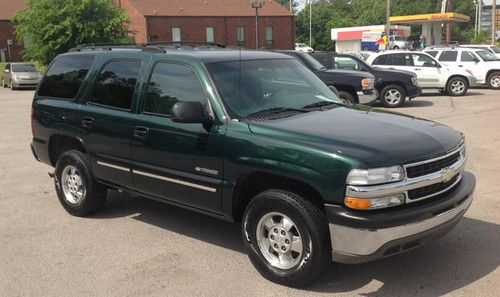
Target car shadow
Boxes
[421,91,485,97]
[94,191,499,295]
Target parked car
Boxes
[460,44,500,59]
[295,43,314,52]
[31,45,475,287]
[311,51,421,107]
[2,63,42,90]
[276,50,377,104]
[424,47,500,89]
[366,51,476,96]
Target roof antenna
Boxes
[238,44,242,111]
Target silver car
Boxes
[2,63,42,90]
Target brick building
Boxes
[0,0,26,62]
[118,0,295,49]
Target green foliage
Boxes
[13,0,130,65]
[276,0,299,13]
[296,0,481,50]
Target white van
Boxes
[366,51,476,96]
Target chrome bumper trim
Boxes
[330,194,473,259]
[356,90,377,104]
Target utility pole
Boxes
[446,0,452,45]
[385,0,391,50]
[493,0,497,45]
[309,0,312,47]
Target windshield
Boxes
[392,36,405,41]
[12,64,37,72]
[476,50,497,61]
[206,59,341,118]
[296,43,307,48]
[301,53,326,70]
[491,46,500,54]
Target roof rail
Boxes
[69,43,166,53]
[146,41,227,48]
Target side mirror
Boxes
[171,101,211,124]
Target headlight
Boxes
[345,194,405,210]
[361,78,374,90]
[346,166,404,185]
[411,76,418,86]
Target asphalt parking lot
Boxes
[0,87,499,297]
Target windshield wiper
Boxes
[302,101,339,109]
[245,107,309,118]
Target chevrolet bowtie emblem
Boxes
[441,167,455,183]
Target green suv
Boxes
[31,45,475,287]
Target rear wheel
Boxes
[446,77,468,96]
[328,85,339,96]
[337,91,356,104]
[379,85,405,107]
[54,150,107,216]
[487,71,500,89]
[242,189,331,287]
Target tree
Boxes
[276,0,299,13]
[14,0,130,65]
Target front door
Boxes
[131,61,225,212]
[410,53,442,88]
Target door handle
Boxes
[81,117,94,128]
[414,68,421,71]
[458,65,464,67]
[134,126,150,139]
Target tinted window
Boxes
[461,51,477,62]
[89,60,141,110]
[372,55,387,65]
[334,56,365,70]
[439,51,458,62]
[143,63,206,116]
[38,55,95,99]
[425,51,438,57]
[392,54,413,66]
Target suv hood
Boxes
[247,106,463,168]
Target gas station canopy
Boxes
[390,12,470,24]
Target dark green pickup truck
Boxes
[31,45,475,287]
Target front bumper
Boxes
[326,171,475,264]
[356,90,377,104]
[407,85,421,99]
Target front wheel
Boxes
[487,71,500,89]
[379,85,406,107]
[242,190,331,287]
[337,91,356,104]
[446,77,468,96]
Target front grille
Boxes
[408,174,460,200]
[406,151,460,178]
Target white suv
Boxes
[424,47,500,89]
[366,51,476,96]
[460,44,500,60]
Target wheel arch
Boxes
[231,171,326,223]
[48,134,87,166]
[446,75,470,88]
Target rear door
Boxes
[79,59,143,188]
[459,51,485,82]
[130,61,225,212]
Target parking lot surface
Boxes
[1,87,499,297]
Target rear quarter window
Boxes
[38,55,95,99]
[372,55,388,65]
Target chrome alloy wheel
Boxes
[384,89,402,105]
[490,75,500,88]
[61,165,86,204]
[451,80,465,94]
[256,212,304,270]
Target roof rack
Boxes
[147,41,227,48]
[69,43,166,53]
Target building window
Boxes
[265,26,273,45]
[172,27,181,42]
[206,27,215,43]
[236,27,245,46]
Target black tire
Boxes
[337,90,356,104]
[487,71,500,89]
[328,85,339,96]
[242,189,331,287]
[379,84,406,108]
[54,150,107,217]
[445,77,468,96]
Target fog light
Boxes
[345,193,405,210]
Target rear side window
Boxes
[461,51,476,62]
[143,62,206,116]
[372,55,387,65]
[425,51,438,57]
[38,55,95,99]
[392,54,413,66]
[439,51,458,62]
[89,60,141,110]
